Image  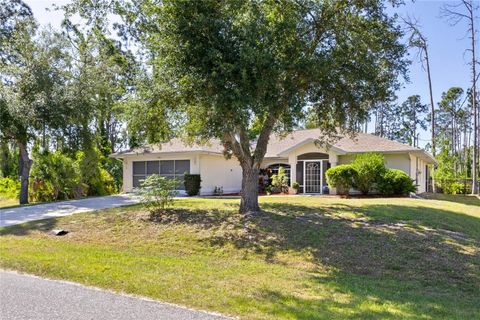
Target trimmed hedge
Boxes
[325,164,357,195]
[377,169,416,196]
[184,174,201,196]
[326,153,416,196]
[351,153,385,195]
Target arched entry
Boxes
[296,153,330,194]
[258,163,291,193]
[266,163,291,182]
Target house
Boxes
[110,128,435,195]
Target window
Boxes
[132,160,190,189]
[147,161,159,174]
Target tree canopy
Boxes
[114,0,408,213]
[1,0,477,206]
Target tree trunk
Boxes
[470,2,478,194]
[239,165,260,214]
[18,141,31,204]
[0,140,10,176]
[425,47,437,193]
[473,90,478,194]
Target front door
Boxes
[304,161,322,193]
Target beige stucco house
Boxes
[110,129,435,195]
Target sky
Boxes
[24,0,478,148]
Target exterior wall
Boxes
[338,152,429,193]
[338,153,411,174]
[122,157,133,192]
[198,154,242,195]
[286,142,336,159]
[121,152,243,195]
[119,147,430,195]
[410,154,428,193]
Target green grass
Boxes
[421,192,480,206]
[0,197,18,208]
[1,196,479,319]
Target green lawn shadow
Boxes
[215,202,480,319]
[2,200,479,319]
[421,193,480,206]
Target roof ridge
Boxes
[112,128,430,159]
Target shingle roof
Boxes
[264,128,420,156]
[111,129,428,159]
[332,132,420,153]
[111,138,224,156]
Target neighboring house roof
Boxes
[111,128,434,162]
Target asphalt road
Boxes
[0,271,231,320]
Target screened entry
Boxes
[132,160,190,189]
[295,153,330,194]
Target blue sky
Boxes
[25,0,477,148]
[391,0,475,147]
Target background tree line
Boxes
[0,0,135,203]
[0,0,478,207]
[364,87,478,193]
[306,0,480,195]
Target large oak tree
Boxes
[108,0,407,213]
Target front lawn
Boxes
[1,196,479,319]
[0,197,18,208]
[421,192,480,206]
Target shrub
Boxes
[29,149,86,202]
[29,180,56,202]
[351,153,385,194]
[137,174,178,212]
[444,182,464,195]
[213,186,223,195]
[103,157,123,191]
[184,174,201,196]
[0,142,18,179]
[292,181,300,191]
[76,149,117,196]
[325,164,357,195]
[265,185,272,195]
[377,169,416,196]
[0,177,20,199]
[271,166,289,193]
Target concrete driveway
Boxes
[0,271,231,320]
[0,194,140,228]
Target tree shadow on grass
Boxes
[208,202,480,318]
[0,218,60,236]
[142,202,480,291]
[251,274,480,320]
[1,201,479,318]
[147,208,237,230]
